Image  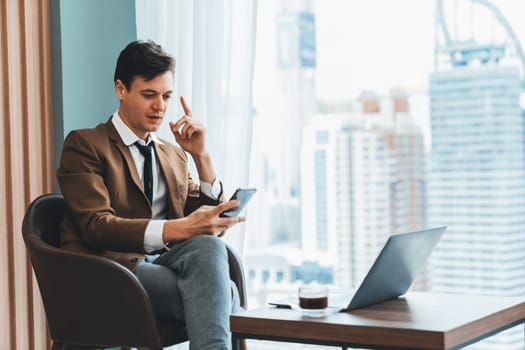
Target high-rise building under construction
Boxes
[429,1,525,348]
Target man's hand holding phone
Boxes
[163,200,245,241]
[162,188,256,241]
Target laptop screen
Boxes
[345,226,447,311]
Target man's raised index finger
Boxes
[180,96,192,117]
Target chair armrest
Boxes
[226,244,247,308]
[25,236,164,348]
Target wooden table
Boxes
[230,292,525,349]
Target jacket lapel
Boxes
[105,121,144,195]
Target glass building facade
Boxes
[429,65,525,349]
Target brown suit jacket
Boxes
[57,118,221,271]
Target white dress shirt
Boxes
[111,112,220,252]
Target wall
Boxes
[51,0,137,168]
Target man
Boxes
[57,40,245,350]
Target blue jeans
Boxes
[134,235,240,350]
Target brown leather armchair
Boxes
[22,193,247,350]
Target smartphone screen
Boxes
[219,188,257,217]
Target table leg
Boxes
[232,333,242,350]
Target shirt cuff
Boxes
[200,178,221,200]
[143,220,167,253]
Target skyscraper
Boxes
[301,91,426,288]
[429,1,525,348]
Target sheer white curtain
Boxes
[136,0,258,253]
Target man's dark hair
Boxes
[114,40,175,90]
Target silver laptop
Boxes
[342,226,447,311]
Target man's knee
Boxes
[187,235,227,257]
[178,235,229,272]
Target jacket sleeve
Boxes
[183,176,224,216]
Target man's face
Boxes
[116,71,174,140]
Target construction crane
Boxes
[435,0,525,88]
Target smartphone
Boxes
[219,188,257,217]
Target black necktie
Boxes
[135,142,153,204]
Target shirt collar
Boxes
[111,111,163,146]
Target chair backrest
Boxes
[22,193,65,247]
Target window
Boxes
[245,1,525,348]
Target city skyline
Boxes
[246,2,525,348]
[254,1,525,156]
[249,0,525,261]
